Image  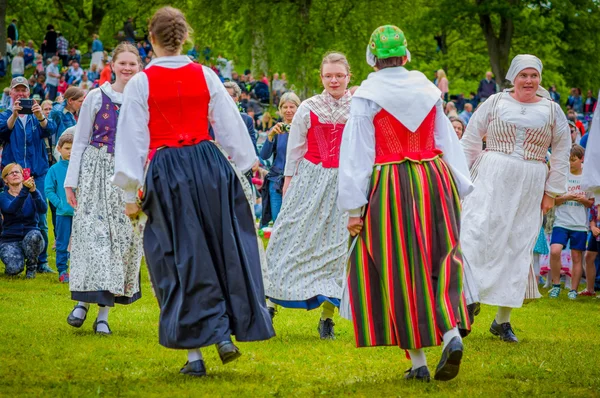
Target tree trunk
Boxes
[88,3,106,39]
[0,0,7,60]
[477,0,514,89]
[297,0,312,99]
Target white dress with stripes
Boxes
[460,92,571,308]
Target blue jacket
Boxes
[0,111,56,178]
[45,159,73,216]
[49,107,76,140]
[92,39,103,53]
[0,187,47,242]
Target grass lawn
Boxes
[1,230,600,397]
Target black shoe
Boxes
[93,319,112,336]
[37,263,56,274]
[268,307,276,321]
[318,318,335,340]
[404,366,431,382]
[216,340,241,364]
[67,305,88,328]
[25,270,36,279]
[180,360,207,377]
[489,320,518,343]
[467,302,480,324]
[434,336,463,381]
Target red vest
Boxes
[144,63,212,150]
[304,111,344,168]
[373,107,441,164]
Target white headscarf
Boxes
[505,54,550,99]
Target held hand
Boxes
[23,177,35,191]
[268,123,283,141]
[592,226,600,238]
[12,100,22,117]
[282,176,292,197]
[541,193,555,215]
[124,202,142,218]
[252,160,260,173]
[347,217,364,237]
[65,187,78,209]
[32,101,43,119]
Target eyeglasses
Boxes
[7,170,22,176]
[321,74,348,81]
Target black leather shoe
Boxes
[268,307,276,321]
[180,360,206,377]
[434,336,463,381]
[93,319,112,336]
[216,340,241,364]
[318,318,335,340]
[67,305,88,328]
[37,263,57,274]
[404,366,431,382]
[489,320,518,343]
[467,302,480,324]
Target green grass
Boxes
[1,231,600,397]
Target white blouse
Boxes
[65,82,122,188]
[582,89,600,197]
[461,93,570,196]
[337,98,473,217]
[111,55,257,203]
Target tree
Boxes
[0,0,6,58]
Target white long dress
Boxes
[582,89,600,197]
[460,92,570,308]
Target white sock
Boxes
[188,349,203,363]
[96,306,110,333]
[442,327,461,350]
[407,348,427,369]
[266,300,278,310]
[73,302,89,319]
[320,301,335,320]
[495,306,512,324]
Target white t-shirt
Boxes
[554,171,589,232]
[46,64,60,86]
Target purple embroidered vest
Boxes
[90,90,119,153]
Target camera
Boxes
[18,99,33,115]
[282,123,291,132]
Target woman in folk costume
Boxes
[266,52,352,339]
[460,55,570,343]
[112,7,274,377]
[64,42,144,335]
[583,90,600,206]
[338,26,473,382]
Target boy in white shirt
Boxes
[549,145,594,299]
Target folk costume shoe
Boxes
[404,366,431,382]
[434,336,463,381]
[318,318,335,340]
[93,319,112,336]
[180,360,207,377]
[216,340,242,364]
[67,305,88,328]
[490,320,518,343]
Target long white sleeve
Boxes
[205,68,257,172]
[433,101,474,198]
[582,91,600,196]
[337,98,377,216]
[284,103,311,176]
[112,73,150,203]
[64,88,101,188]
[460,96,494,167]
[545,102,570,196]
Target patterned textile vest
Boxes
[485,93,555,162]
[373,107,440,164]
[304,111,345,168]
[90,90,118,153]
[144,63,212,151]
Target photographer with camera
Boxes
[259,92,300,227]
[0,76,57,274]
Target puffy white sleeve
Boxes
[337,98,378,217]
[111,73,150,203]
[205,67,257,172]
[433,100,474,198]
[64,89,100,188]
[545,102,570,196]
[284,103,311,176]
[460,96,494,167]
[582,91,600,197]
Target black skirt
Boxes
[142,140,275,349]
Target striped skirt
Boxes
[348,157,469,350]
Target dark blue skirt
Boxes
[142,140,275,349]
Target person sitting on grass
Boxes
[0,163,47,279]
[45,131,74,283]
[548,144,594,299]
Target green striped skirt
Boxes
[348,157,470,350]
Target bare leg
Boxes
[550,243,564,285]
[585,251,598,292]
[570,250,583,291]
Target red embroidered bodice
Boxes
[144,63,212,150]
[373,107,440,164]
[304,111,345,168]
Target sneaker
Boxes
[567,290,577,300]
[25,270,36,279]
[37,263,57,274]
[59,272,70,283]
[318,318,335,340]
[548,286,561,298]
[578,290,595,297]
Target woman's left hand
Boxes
[347,217,364,237]
[124,202,141,218]
[541,193,555,214]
